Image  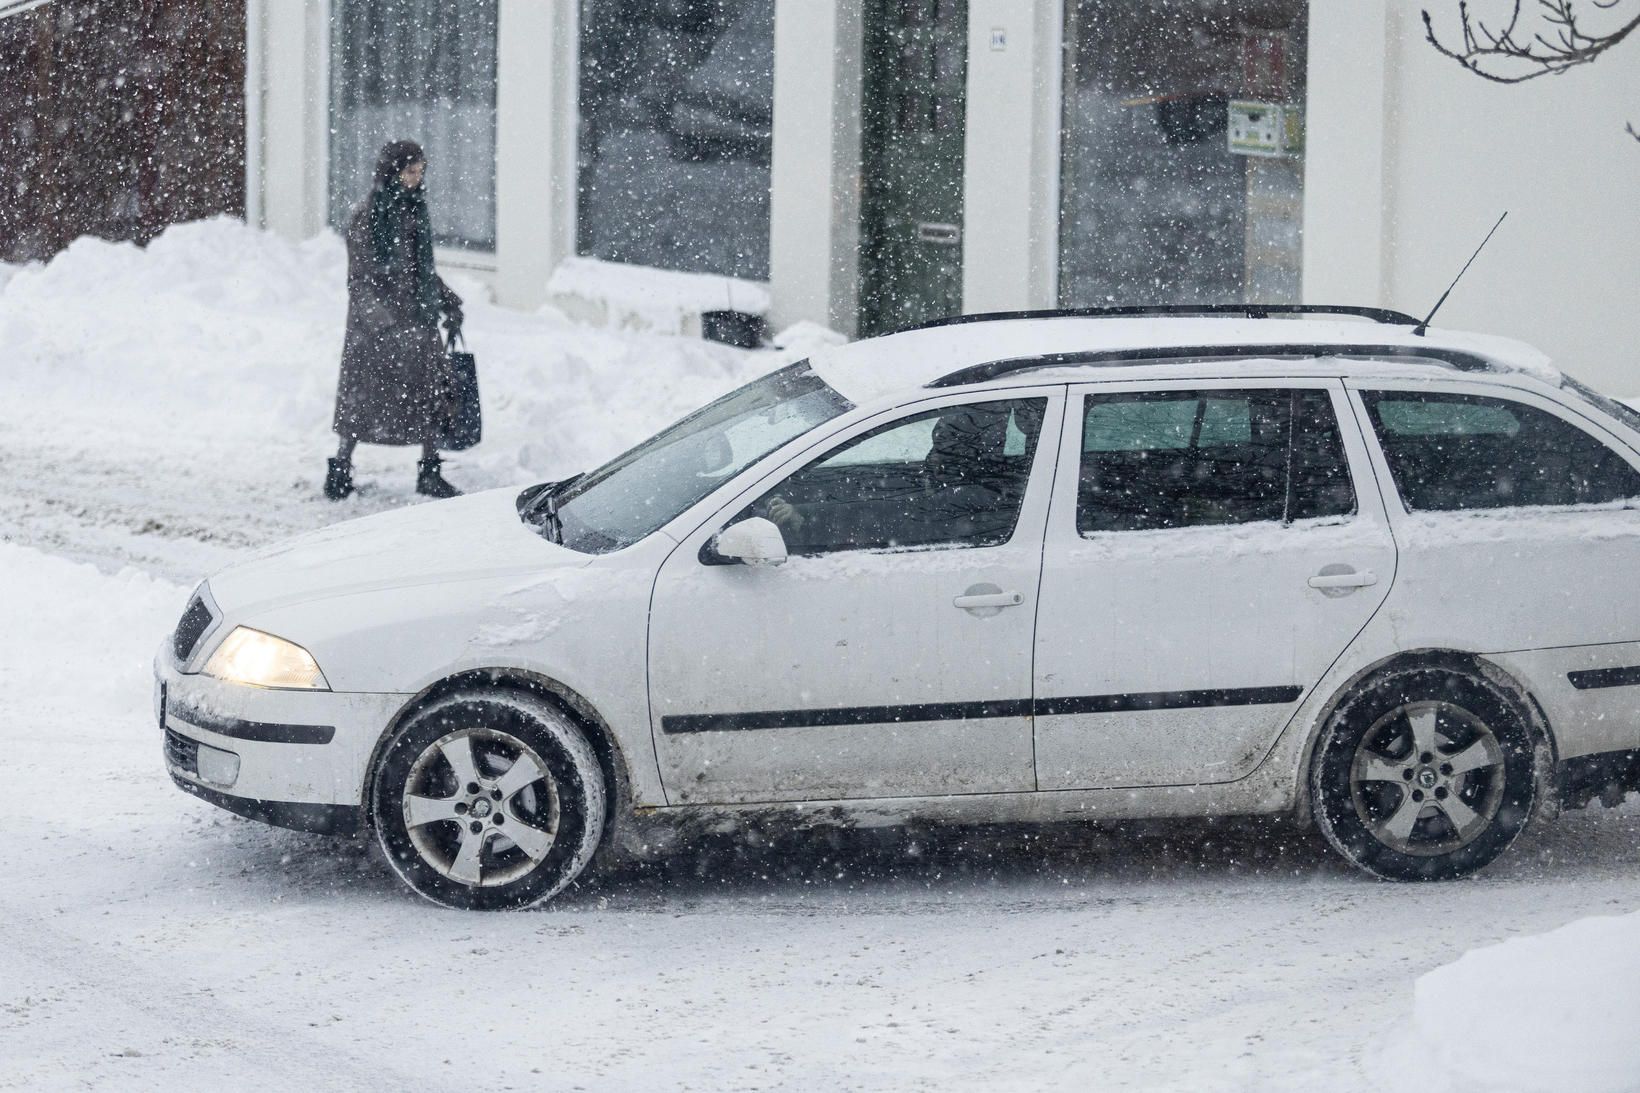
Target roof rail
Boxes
[926,343,1494,389]
[900,304,1421,334]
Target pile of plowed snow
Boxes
[0,216,800,488]
[1383,910,1640,1093]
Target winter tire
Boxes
[371,692,606,910]
[1311,667,1540,881]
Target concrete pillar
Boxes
[257,1,328,242]
[769,0,865,334]
[493,0,575,310]
[961,0,1062,315]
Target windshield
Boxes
[546,362,854,554]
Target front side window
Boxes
[577,0,774,279]
[329,0,499,250]
[738,399,1048,555]
[550,363,853,554]
[1361,390,1640,512]
[1079,388,1355,533]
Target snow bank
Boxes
[1385,911,1640,1093]
[0,541,186,722]
[0,216,786,490]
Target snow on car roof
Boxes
[808,317,1560,406]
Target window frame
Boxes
[1049,377,1372,544]
[1346,379,1640,517]
[690,385,1069,562]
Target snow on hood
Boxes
[207,486,583,617]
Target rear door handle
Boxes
[1308,569,1378,590]
[953,591,1023,609]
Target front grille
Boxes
[172,593,214,663]
[164,728,199,775]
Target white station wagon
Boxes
[157,307,1640,909]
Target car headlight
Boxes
[202,627,330,690]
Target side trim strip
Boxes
[660,686,1300,735]
[1568,666,1640,691]
[166,702,336,746]
[1033,686,1303,716]
[663,699,1034,735]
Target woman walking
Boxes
[326,139,465,501]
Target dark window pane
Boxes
[742,399,1047,555]
[576,0,773,280]
[1288,388,1357,521]
[1362,391,1640,511]
[329,0,498,250]
[1079,388,1354,533]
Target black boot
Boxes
[324,457,354,501]
[416,455,462,499]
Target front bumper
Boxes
[155,651,410,834]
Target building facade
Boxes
[247,0,1638,388]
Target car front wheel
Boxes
[1311,667,1541,881]
[372,692,606,910]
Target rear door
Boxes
[1032,378,1396,789]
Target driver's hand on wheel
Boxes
[766,497,805,532]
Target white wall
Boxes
[1306,0,1640,394]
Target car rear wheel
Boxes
[372,692,606,910]
[1311,667,1541,881]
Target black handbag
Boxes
[438,328,482,451]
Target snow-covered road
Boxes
[3,221,1639,1091]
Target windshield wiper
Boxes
[521,472,582,543]
[539,489,564,544]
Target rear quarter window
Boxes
[1361,390,1640,512]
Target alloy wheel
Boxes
[401,727,562,887]
[1347,700,1506,857]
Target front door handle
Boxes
[1308,568,1378,591]
[953,591,1023,609]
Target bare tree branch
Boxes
[1423,1,1639,138]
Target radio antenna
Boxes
[1413,211,1507,336]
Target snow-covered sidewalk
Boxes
[3,221,1639,1091]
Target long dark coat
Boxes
[332,200,461,446]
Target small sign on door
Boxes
[1228,100,1285,157]
[989,27,1007,51]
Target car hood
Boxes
[209,487,586,618]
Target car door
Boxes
[1032,378,1397,789]
[647,388,1065,805]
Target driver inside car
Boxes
[760,404,1033,553]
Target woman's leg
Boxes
[326,434,357,500]
[416,439,461,498]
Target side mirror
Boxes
[703,517,788,567]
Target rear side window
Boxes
[1078,388,1356,533]
[1360,391,1640,512]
